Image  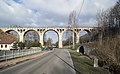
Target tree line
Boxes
[91,0,120,73]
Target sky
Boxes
[0,0,118,43]
[0,0,117,27]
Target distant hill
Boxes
[0,29,17,41]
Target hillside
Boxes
[80,34,89,43]
[0,29,17,41]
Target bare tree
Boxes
[96,9,110,45]
[68,10,78,49]
[94,1,120,71]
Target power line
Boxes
[77,0,85,19]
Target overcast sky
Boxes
[0,0,118,43]
[0,0,117,27]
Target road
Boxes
[0,48,76,74]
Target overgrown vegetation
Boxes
[90,0,120,73]
[24,41,42,49]
[18,42,25,49]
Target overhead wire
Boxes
[77,0,85,19]
[68,0,85,26]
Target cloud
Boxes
[0,0,118,27]
[0,0,37,26]
[23,0,81,16]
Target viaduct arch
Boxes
[43,29,59,47]
[23,29,40,42]
[0,27,95,48]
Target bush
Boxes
[18,42,25,49]
[98,60,104,67]
[109,63,120,74]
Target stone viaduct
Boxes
[0,27,95,48]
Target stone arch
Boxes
[5,30,19,42]
[83,29,91,33]
[43,29,59,47]
[23,29,40,43]
[63,29,77,35]
[79,29,92,44]
[5,29,18,34]
[62,29,77,47]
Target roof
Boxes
[0,40,15,44]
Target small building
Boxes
[0,40,15,50]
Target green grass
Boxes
[70,50,111,74]
[63,44,80,49]
[63,45,72,49]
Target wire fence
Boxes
[0,48,41,61]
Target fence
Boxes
[0,48,41,61]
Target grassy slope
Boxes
[70,50,111,74]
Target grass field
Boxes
[69,50,111,74]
